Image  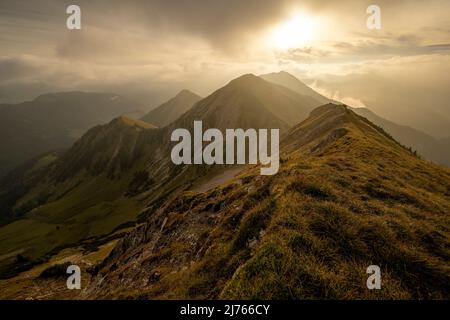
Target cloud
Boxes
[0,0,449,137]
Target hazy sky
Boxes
[1,0,449,137]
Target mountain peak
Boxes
[285,102,410,156]
[80,96,450,300]
[261,71,302,83]
[267,70,299,80]
[310,103,348,116]
[175,89,201,99]
[113,116,156,129]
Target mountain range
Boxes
[350,107,450,166]
[260,72,450,167]
[260,71,331,105]
[0,72,448,299]
[0,92,146,177]
[83,103,450,299]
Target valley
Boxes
[0,73,448,300]
[171,120,279,175]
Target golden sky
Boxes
[1,0,449,136]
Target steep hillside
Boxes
[0,116,161,278]
[353,107,450,166]
[262,71,449,167]
[83,104,450,300]
[49,116,157,181]
[0,92,146,177]
[141,90,202,127]
[0,74,321,279]
[169,74,321,133]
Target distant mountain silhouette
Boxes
[0,75,449,300]
[84,104,450,300]
[263,71,450,166]
[0,92,145,177]
[141,90,202,127]
[352,107,450,166]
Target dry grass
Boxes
[123,112,450,300]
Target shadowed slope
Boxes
[169,74,321,133]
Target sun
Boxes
[270,13,318,50]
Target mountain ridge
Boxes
[82,103,450,299]
[141,90,202,128]
[0,74,323,276]
[262,71,450,166]
[261,71,331,105]
[0,92,146,177]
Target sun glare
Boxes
[271,13,317,50]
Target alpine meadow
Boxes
[0,0,449,305]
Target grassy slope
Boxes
[0,92,145,177]
[0,75,321,275]
[0,240,117,299]
[0,112,250,278]
[0,173,143,271]
[352,107,450,166]
[86,105,450,300]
